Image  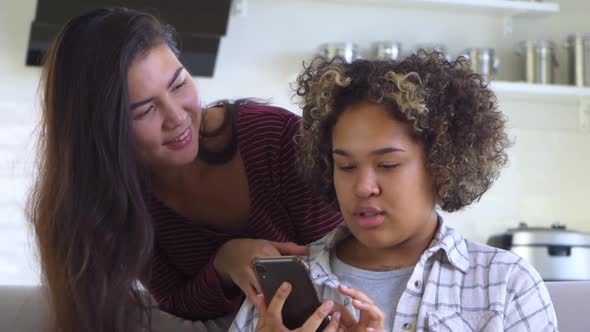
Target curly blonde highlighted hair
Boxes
[294,53,510,212]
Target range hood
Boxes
[26,0,232,77]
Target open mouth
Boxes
[167,127,190,144]
[358,211,384,217]
[353,208,385,229]
[164,126,192,149]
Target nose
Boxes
[353,169,381,198]
[162,100,188,130]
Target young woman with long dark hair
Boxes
[27,7,342,332]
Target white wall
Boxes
[0,0,40,285]
[0,0,589,285]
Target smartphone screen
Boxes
[252,256,330,331]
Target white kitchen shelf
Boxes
[308,0,560,16]
[491,81,590,101]
[491,81,590,131]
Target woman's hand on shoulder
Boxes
[255,282,343,332]
[213,238,308,304]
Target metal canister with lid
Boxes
[565,33,590,87]
[317,42,360,63]
[372,41,402,61]
[461,48,500,80]
[515,40,559,84]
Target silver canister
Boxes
[317,43,360,63]
[461,48,500,80]
[372,41,402,61]
[515,40,558,84]
[565,33,590,87]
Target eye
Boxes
[379,163,400,169]
[134,105,155,120]
[338,165,356,171]
[172,80,186,92]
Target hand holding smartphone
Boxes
[252,256,330,331]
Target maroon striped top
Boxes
[142,103,343,320]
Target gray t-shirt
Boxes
[330,251,414,330]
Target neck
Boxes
[335,212,438,271]
[147,158,208,194]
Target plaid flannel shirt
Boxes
[229,217,558,331]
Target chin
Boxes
[175,149,199,165]
[158,145,199,167]
[361,237,402,250]
[349,229,393,249]
[349,222,408,247]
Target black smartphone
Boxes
[252,256,330,331]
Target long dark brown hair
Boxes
[27,8,178,332]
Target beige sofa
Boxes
[1,282,588,331]
[0,286,233,332]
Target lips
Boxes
[352,206,385,229]
[164,126,190,144]
[164,126,192,150]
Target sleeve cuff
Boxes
[203,256,244,308]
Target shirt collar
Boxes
[305,223,349,287]
[305,214,470,282]
[424,215,470,274]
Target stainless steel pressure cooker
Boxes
[487,222,590,281]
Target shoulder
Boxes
[237,103,303,155]
[464,239,526,275]
[465,239,545,290]
[465,239,522,265]
[238,102,301,134]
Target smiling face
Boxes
[332,102,438,250]
[127,44,202,168]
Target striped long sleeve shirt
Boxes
[141,103,343,320]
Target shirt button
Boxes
[403,322,413,330]
[414,280,422,289]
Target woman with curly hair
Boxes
[231,53,558,331]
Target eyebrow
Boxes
[129,66,184,110]
[332,147,405,156]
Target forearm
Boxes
[146,256,243,320]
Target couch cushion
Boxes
[0,286,232,332]
[546,281,590,332]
